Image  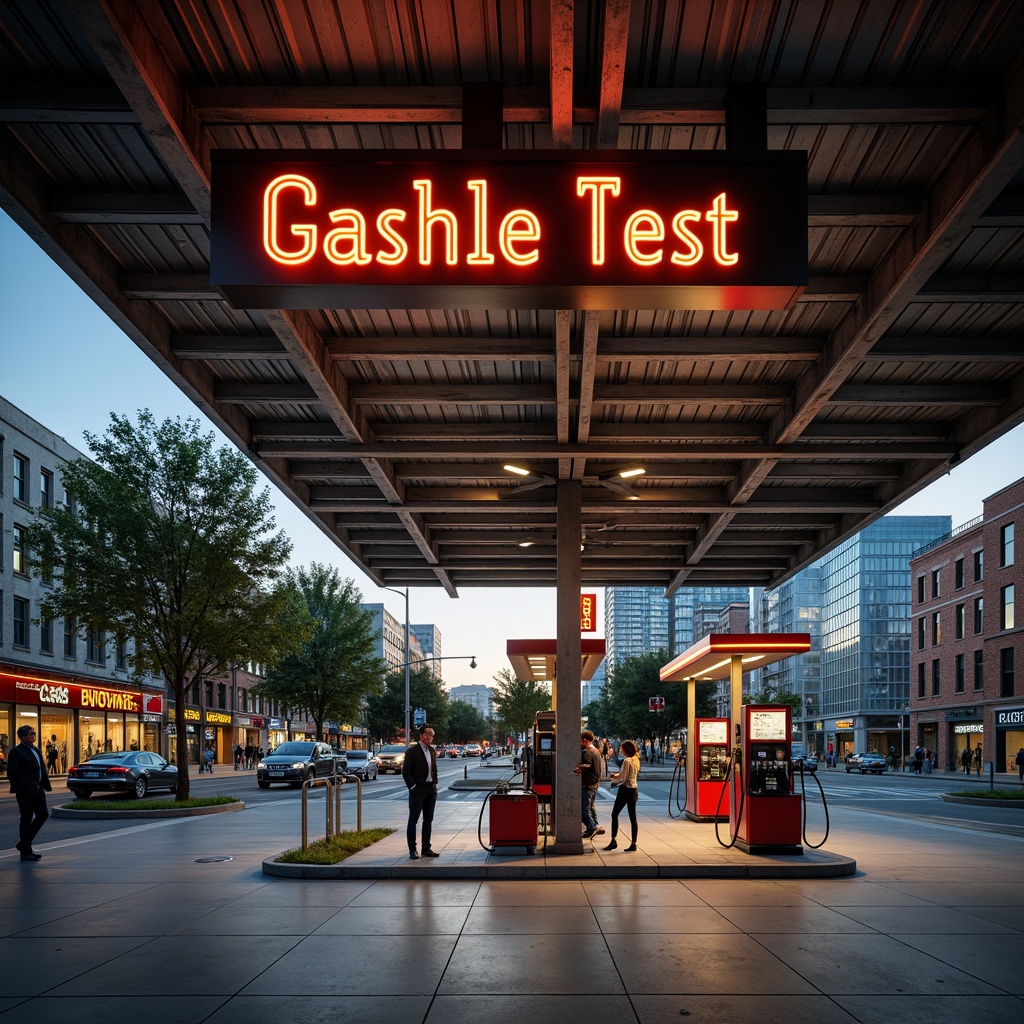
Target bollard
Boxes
[301,776,335,849]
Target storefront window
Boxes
[38,707,72,773]
[106,712,125,752]
[79,713,104,761]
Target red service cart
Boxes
[488,792,539,853]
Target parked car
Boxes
[793,754,819,773]
[67,750,178,799]
[445,744,460,758]
[256,741,341,788]
[463,743,483,757]
[845,751,888,774]
[344,749,378,781]
[376,744,408,774]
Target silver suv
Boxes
[376,744,408,774]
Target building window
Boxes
[13,596,29,648]
[1001,584,1015,631]
[116,638,128,670]
[917,617,925,650]
[13,453,28,503]
[974,550,983,582]
[932,611,941,646]
[40,468,54,509]
[917,662,925,698]
[955,653,965,693]
[64,617,77,658]
[954,557,964,590]
[1001,523,1015,567]
[931,569,940,598]
[916,576,925,603]
[1000,648,1015,698]
[973,649,984,690]
[931,660,940,696]
[86,629,105,664]
[12,524,27,575]
[955,604,965,640]
[40,617,53,654]
[974,597,984,634]
[205,681,214,706]
[217,683,227,709]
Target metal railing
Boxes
[300,771,363,849]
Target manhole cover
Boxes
[194,856,233,863]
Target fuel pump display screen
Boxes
[698,721,728,744]
[539,738,553,751]
[748,710,788,741]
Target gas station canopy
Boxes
[507,639,607,685]
[660,633,812,683]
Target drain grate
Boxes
[194,856,233,863]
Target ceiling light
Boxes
[518,539,535,548]
[618,467,646,479]
[504,464,532,476]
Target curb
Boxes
[940,794,1024,808]
[52,801,246,819]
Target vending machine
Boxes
[729,704,802,854]
[686,718,731,821]
[530,710,556,808]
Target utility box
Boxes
[489,792,538,854]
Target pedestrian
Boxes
[974,744,983,776]
[45,734,60,774]
[603,739,641,852]
[403,723,440,859]
[203,746,215,774]
[913,745,924,774]
[575,730,604,840]
[7,724,51,861]
[960,746,972,774]
[233,743,244,770]
[599,737,613,777]
[1016,747,1024,783]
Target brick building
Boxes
[910,478,1023,773]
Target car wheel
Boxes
[845,766,852,772]
[257,780,270,789]
[76,789,92,799]
[134,776,148,799]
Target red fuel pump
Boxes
[686,718,730,821]
[729,704,802,854]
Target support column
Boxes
[686,676,696,794]
[553,479,583,854]
[730,655,744,748]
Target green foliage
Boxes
[62,796,240,811]
[446,699,488,742]
[277,828,396,864]
[490,668,551,737]
[255,564,384,739]
[946,788,1024,800]
[747,685,803,711]
[26,411,305,800]
[364,666,450,742]
[601,650,715,743]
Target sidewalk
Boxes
[2,770,1022,1023]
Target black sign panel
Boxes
[211,150,807,310]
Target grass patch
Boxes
[276,828,396,864]
[947,788,1024,800]
[63,795,241,811]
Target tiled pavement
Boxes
[1,769,1021,1023]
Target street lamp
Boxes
[391,654,479,735]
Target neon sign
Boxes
[212,151,807,310]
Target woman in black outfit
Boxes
[603,739,641,852]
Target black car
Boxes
[793,754,819,773]
[256,741,344,788]
[845,751,889,774]
[67,750,178,799]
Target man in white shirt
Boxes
[402,724,440,858]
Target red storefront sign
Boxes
[0,670,145,713]
[580,593,597,633]
[212,151,807,310]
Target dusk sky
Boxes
[3,209,1022,688]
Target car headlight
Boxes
[256,761,266,769]
[292,761,307,769]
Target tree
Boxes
[446,700,488,743]
[489,668,551,738]
[254,564,384,742]
[603,651,715,753]
[364,666,450,742]
[747,684,803,711]
[27,411,306,800]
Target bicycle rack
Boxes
[300,771,364,849]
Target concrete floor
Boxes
[2,781,1021,1023]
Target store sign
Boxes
[834,720,854,729]
[212,151,807,310]
[183,708,202,722]
[0,671,141,713]
[954,723,984,733]
[995,707,1024,727]
[580,593,596,633]
[206,711,233,725]
[143,693,164,715]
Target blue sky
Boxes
[2,210,1022,687]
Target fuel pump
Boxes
[531,710,556,832]
[729,704,802,854]
[686,718,730,821]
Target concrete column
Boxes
[553,479,583,854]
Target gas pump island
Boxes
[660,633,812,854]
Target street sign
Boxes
[649,696,665,712]
[413,707,427,726]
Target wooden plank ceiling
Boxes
[1,0,1022,597]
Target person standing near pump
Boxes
[575,730,604,840]
[8,725,51,861]
[603,739,641,852]
[403,724,440,859]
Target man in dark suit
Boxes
[402,724,439,859]
[7,724,52,861]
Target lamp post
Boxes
[390,654,478,738]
